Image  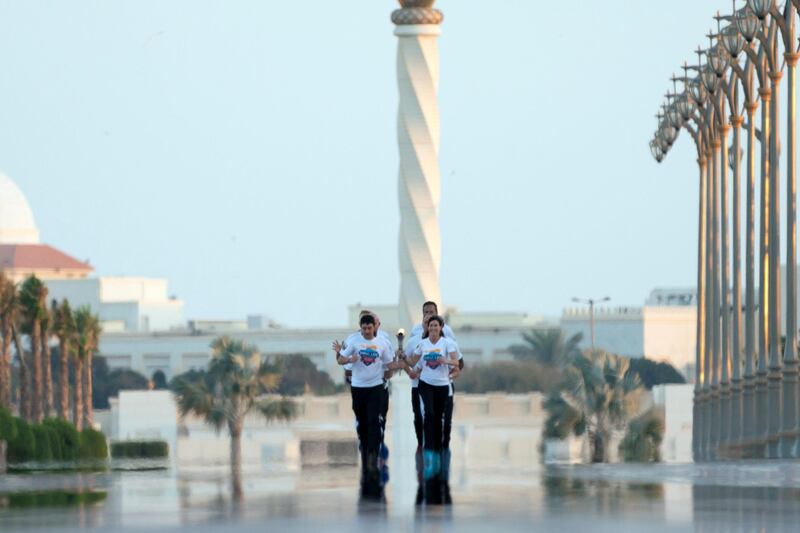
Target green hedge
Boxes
[43,419,80,461]
[78,429,108,460]
[31,425,54,462]
[3,414,107,464]
[0,406,16,442]
[7,418,35,463]
[110,440,169,459]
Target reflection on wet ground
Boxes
[2,461,800,531]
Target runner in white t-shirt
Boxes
[342,311,395,455]
[405,301,462,452]
[404,315,459,481]
[332,314,401,498]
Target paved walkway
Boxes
[2,462,800,531]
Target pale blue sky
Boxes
[0,1,729,327]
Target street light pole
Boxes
[572,297,611,352]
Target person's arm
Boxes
[410,358,423,379]
[437,352,460,366]
[437,340,460,367]
[333,341,358,365]
[449,339,465,370]
[407,344,423,366]
[382,340,404,370]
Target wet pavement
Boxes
[2,461,800,531]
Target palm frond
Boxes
[258,397,297,422]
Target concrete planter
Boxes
[543,436,588,464]
[300,438,358,467]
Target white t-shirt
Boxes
[339,334,394,388]
[410,322,461,359]
[343,329,393,372]
[413,336,458,387]
[406,335,463,388]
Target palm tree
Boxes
[543,350,643,463]
[510,328,583,367]
[74,306,100,429]
[41,300,54,416]
[0,273,18,409]
[19,275,49,422]
[618,407,664,462]
[173,336,296,499]
[12,323,31,420]
[52,299,76,421]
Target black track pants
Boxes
[443,383,454,449]
[351,384,384,455]
[411,386,423,447]
[418,380,450,452]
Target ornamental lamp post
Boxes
[718,16,751,449]
[748,3,783,461]
[734,3,772,458]
[747,0,775,19]
[677,94,696,120]
[722,22,748,57]
[700,43,729,460]
[706,36,737,453]
[667,104,684,130]
[736,6,763,40]
[650,140,664,162]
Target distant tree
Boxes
[510,329,583,367]
[0,273,19,409]
[457,361,562,394]
[543,350,644,463]
[169,368,214,391]
[151,370,168,390]
[619,407,664,462]
[74,307,101,428]
[19,275,49,422]
[173,337,296,499]
[277,355,337,396]
[626,357,686,389]
[40,296,54,417]
[90,357,149,409]
[52,299,76,420]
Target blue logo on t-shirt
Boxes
[359,346,379,366]
[424,350,442,369]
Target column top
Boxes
[392,0,443,25]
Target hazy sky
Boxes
[0,1,734,327]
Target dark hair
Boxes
[359,314,376,326]
[422,301,438,313]
[422,315,445,339]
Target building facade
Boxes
[561,288,697,378]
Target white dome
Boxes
[0,173,40,244]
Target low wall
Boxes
[174,392,547,468]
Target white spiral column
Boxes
[393,1,443,328]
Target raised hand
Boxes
[332,340,343,353]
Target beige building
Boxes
[0,173,93,282]
[0,172,183,332]
[561,288,697,378]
